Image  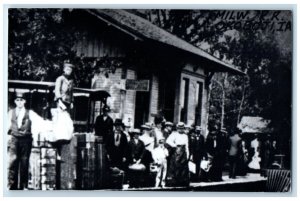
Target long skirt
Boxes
[167,145,189,187]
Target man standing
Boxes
[228,128,242,179]
[215,128,228,181]
[106,119,128,171]
[189,126,205,181]
[7,92,43,190]
[205,127,228,181]
[94,106,114,144]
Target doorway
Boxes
[134,70,151,128]
[134,91,150,128]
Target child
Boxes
[152,138,169,188]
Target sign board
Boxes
[125,79,150,91]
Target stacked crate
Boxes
[28,145,57,190]
[28,148,41,189]
[40,148,57,190]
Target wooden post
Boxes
[173,71,182,124]
[60,137,77,189]
[28,148,41,190]
[95,142,108,189]
[76,134,86,189]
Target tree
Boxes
[8,9,77,82]
[8,9,124,88]
[143,9,292,162]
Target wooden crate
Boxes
[41,148,57,190]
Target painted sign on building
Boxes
[125,79,150,91]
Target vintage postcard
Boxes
[4,7,293,193]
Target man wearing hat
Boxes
[94,106,114,144]
[184,124,192,136]
[123,122,132,142]
[54,63,75,111]
[189,126,205,181]
[7,92,43,190]
[205,126,228,181]
[106,119,128,171]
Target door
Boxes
[134,91,150,128]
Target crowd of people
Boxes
[7,62,279,190]
[94,109,278,188]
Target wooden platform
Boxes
[126,174,267,192]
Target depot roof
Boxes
[86,9,245,75]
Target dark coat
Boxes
[228,134,242,157]
[94,115,113,143]
[205,132,228,181]
[106,131,128,169]
[189,134,205,161]
[205,132,227,158]
[127,139,145,164]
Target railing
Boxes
[265,169,291,192]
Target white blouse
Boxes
[166,131,189,157]
[139,134,155,152]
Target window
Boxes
[180,78,189,123]
[195,82,203,126]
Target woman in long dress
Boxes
[52,63,75,160]
[139,123,155,157]
[166,122,190,187]
[139,123,155,186]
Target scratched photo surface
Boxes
[6,9,292,192]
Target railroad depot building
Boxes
[69,9,244,131]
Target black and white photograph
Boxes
[4,6,293,193]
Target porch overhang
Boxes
[85,9,246,76]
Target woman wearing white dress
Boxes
[166,122,190,187]
[138,123,155,182]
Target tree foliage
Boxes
[144,9,292,158]
[8,9,125,87]
[9,9,76,81]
